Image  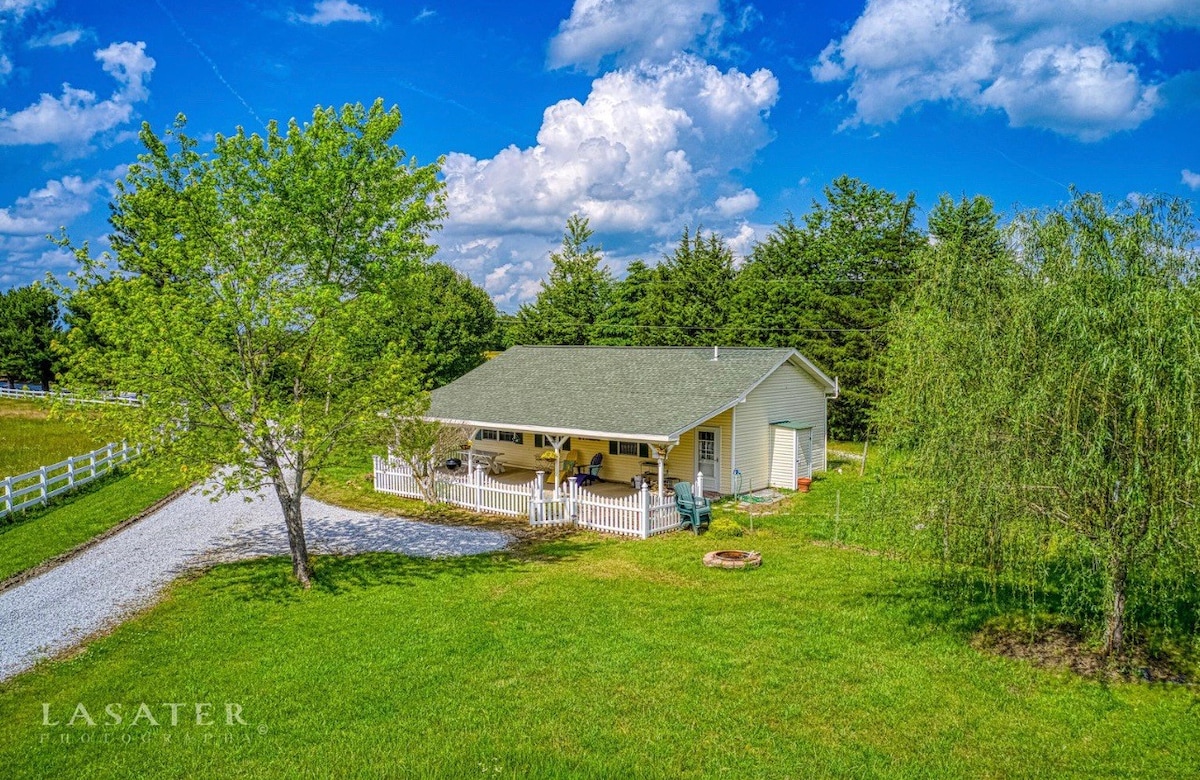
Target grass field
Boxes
[0,400,116,478]
[0,469,185,583]
[1,460,1196,777]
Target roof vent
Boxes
[712,346,719,361]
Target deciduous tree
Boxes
[880,193,1200,656]
[61,101,444,588]
[0,283,60,389]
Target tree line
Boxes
[506,175,921,441]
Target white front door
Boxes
[696,427,720,487]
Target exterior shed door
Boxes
[769,427,796,489]
[769,422,814,489]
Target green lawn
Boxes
[0,470,184,583]
[1,465,1195,777]
[0,399,116,477]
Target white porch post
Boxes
[546,435,566,498]
[463,427,478,474]
[653,444,675,501]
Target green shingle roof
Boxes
[426,346,834,442]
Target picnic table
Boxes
[468,449,505,473]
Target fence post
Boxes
[39,466,48,501]
[532,471,547,525]
[474,465,484,512]
[695,471,704,498]
[67,456,76,487]
[640,481,651,538]
[568,477,578,524]
[2,476,11,515]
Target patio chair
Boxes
[575,453,603,487]
[674,481,712,534]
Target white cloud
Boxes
[0,172,118,287]
[981,44,1160,140]
[548,0,725,72]
[0,40,155,150]
[0,174,102,234]
[438,54,777,306]
[28,28,86,48]
[1183,169,1200,190]
[290,0,378,26]
[0,0,52,21]
[413,8,435,23]
[814,0,1200,140]
[713,188,760,218]
[0,54,11,80]
[444,55,776,235]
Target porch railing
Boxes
[373,456,537,518]
[372,457,686,538]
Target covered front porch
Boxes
[372,455,686,538]
[444,413,728,501]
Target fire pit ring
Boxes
[703,550,762,569]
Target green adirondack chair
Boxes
[674,481,711,534]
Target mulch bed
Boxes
[972,623,1194,685]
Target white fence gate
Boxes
[373,456,685,538]
[0,441,140,520]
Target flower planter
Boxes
[796,477,812,493]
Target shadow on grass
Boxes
[204,534,605,603]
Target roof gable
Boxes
[427,346,834,441]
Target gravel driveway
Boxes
[0,486,512,681]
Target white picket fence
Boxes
[373,456,686,538]
[0,387,141,407]
[533,478,683,538]
[0,441,140,520]
[373,456,537,518]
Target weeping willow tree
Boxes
[878,192,1200,657]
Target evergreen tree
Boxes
[640,227,735,346]
[594,259,653,345]
[510,214,612,345]
[730,176,922,439]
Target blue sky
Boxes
[1,0,1198,308]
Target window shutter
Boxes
[564,438,571,451]
[474,430,482,441]
[608,441,618,455]
[534,434,543,448]
[639,443,650,459]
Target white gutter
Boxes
[424,416,678,445]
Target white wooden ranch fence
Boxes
[373,456,685,539]
[0,441,140,520]
[0,387,141,407]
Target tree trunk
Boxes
[1102,555,1128,657]
[273,482,313,588]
